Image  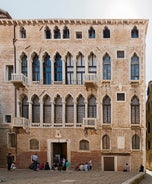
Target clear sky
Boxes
[0,0,152,86]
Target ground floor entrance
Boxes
[47,139,70,168]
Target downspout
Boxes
[13,22,17,155]
[13,22,17,116]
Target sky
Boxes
[0,0,152,86]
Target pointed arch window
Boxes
[22,96,29,119]
[20,27,26,38]
[131,53,139,80]
[32,54,40,81]
[65,95,74,124]
[88,95,96,118]
[103,96,111,124]
[88,27,95,38]
[79,139,89,150]
[54,53,62,82]
[88,53,96,74]
[43,54,51,84]
[132,134,140,149]
[77,95,85,124]
[103,27,110,38]
[131,26,139,38]
[54,26,61,39]
[21,54,28,76]
[131,96,140,124]
[32,95,40,123]
[54,95,62,124]
[76,53,85,84]
[103,53,111,80]
[63,26,70,39]
[43,95,51,123]
[66,53,74,84]
[45,26,51,39]
[102,135,110,149]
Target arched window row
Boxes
[102,134,140,150]
[20,52,140,85]
[20,94,140,127]
[19,26,139,40]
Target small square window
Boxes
[117,51,124,58]
[76,32,82,39]
[117,93,125,101]
[5,115,11,123]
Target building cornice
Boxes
[0,18,148,26]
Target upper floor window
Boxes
[20,27,26,38]
[32,95,40,123]
[45,26,51,39]
[43,95,51,123]
[63,26,70,39]
[5,65,13,81]
[43,53,51,84]
[88,27,95,38]
[54,26,61,39]
[103,95,111,124]
[103,27,110,38]
[102,135,110,149]
[54,95,62,124]
[79,139,89,150]
[65,53,74,84]
[117,51,124,58]
[131,53,139,80]
[21,53,28,76]
[77,95,85,124]
[117,93,125,101]
[54,53,62,82]
[21,95,29,119]
[32,53,40,81]
[103,53,111,80]
[131,96,140,124]
[65,95,74,124]
[131,26,139,38]
[76,53,84,84]
[88,95,96,118]
[132,134,140,149]
[76,32,82,39]
[88,53,96,74]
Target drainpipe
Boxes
[13,22,17,117]
[13,21,17,155]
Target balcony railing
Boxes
[13,117,30,129]
[84,74,97,89]
[82,118,97,129]
[11,73,28,88]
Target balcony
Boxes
[82,118,97,129]
[13,117,30,129]
[11,73,28,88]
[84,74,97,90]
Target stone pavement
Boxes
[139,170,152,184]
[0,168,141,184]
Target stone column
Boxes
[62,59,65,84]
[62,101,66,127]
[74,100,77,127]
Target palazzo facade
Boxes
[0,10,148,171]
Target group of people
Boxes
[75,160,92,171]
[7,153,16,171]
[123,163,144,172]
[52,156,70,171]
